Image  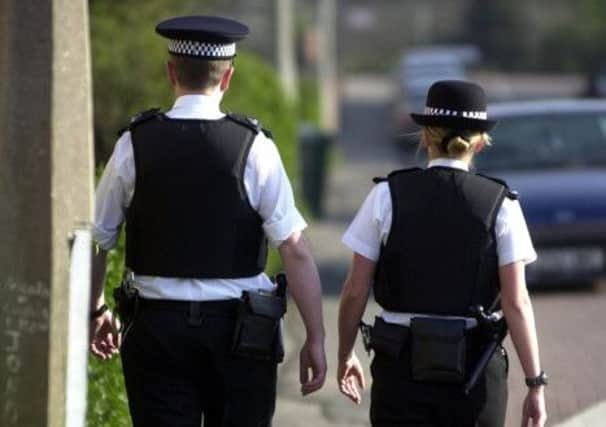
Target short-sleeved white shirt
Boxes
[342,158,537,323]
[93,94,307,300]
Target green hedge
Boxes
[223,52,298,177]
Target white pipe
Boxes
[65,228,91,427]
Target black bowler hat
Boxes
[156,16,249,59]
[410,80,496,131]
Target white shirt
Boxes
[341,158,537,325]
[93,94,307,300]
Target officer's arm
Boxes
[278,230,327,394]
[500,261,546,425]
[337,253,374,362]
[89,245,120,359]
[88,132,133,356]
[90,246,108,313]
[499,261,543,380]
[278,231,325,343]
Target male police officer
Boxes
[88,16,326,427]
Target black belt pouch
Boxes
[232,291,286,362]
[370,316,409,358]
[113,281,139,332]
[410,317,467,384]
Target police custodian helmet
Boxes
[156,15,249,59]
[410,80,497,131]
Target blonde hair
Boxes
[424,126,491,158]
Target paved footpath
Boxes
[274,76,606,426]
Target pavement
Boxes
[273,75,606,426]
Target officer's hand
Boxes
[337,352,366,404]
[89,310,120,360]
[521,387,546,427]
[299,339,327,396]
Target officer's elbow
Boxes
[341,276,370,302]
[499,261,532,315]
[502,290,532,318]
[278,231,312,264]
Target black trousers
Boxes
[120,300,277,427]
[370,346,508,427]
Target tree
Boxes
[540,0,606,74]
[463,0,534,70]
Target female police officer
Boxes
[337,80,547,427]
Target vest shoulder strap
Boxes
[475,172,519,200]
[462,173,509,230]
[226,112,273,139]
[117,107,163,137]
[388,167,423,178]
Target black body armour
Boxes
[373,167,509,316]
[124,111,268,279]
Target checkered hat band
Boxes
[168,39,236,58]
[424,106,487,120]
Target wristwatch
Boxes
[90,304,109,321]
[525,371,548,387]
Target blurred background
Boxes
[89,1,606,426]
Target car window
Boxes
[476,112,606,171]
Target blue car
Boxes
[475,100,606,287]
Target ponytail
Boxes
[425,127,490,158]
[440,131,473,157]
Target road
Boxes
[274,75,606,426]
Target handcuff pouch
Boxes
[232,291,286,362]
[112,276,140,332]
[410,317,467,384]
[370,316,409,358]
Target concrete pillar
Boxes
[318,0,339,131]
[0,0,94,426]
[276,0,298,100]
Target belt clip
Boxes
[187,302,203,326]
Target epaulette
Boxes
[372,167,422,184]
[372,176,388,184]
[476,172,519,200]
[117,108,162,137]
[226,112,273,139]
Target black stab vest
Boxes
[125,113,267,279]
[373,167,507,316]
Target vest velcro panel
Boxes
[373,167,506,316]
[125,116,267,279]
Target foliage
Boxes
[540,0,606,74]
[297,77,320,126]
[90,0,187,162]
[462,0,606,74]
[463,0,534,71]
[223,51,298,178]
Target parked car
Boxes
[475,99,606,287]
[392,45,481,150]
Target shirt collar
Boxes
[166,94,224,120]
[427,158,470,171]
